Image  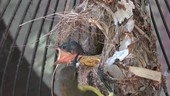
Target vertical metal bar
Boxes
[27,1,51,94]
[37,0,57,96]
[155,0,170,39]
[38,1,59,96]
[150,3,170,71]
[73,0,77,7]
[8,1,33,96]
[164,0,170,12]
[63,0,68,11]
[23,0,43,95]
[0,0,22,54]
[0,0,23,95]
[0,0,11,20]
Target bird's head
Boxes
[55,40,84,65]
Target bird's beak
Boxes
[55,48,79,64]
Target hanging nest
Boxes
[51,0,165,95]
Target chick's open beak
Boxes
[55,48,78,64]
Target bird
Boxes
[51,40,103,96]
[55,40,100,66]
[53,40,112,96]
[57,61,104,96]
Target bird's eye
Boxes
[61,45,66,50]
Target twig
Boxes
[51,64,59,96]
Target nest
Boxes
[51,0,164,95]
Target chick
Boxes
[58,66,103,96]
[55,40,84,64]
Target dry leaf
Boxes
[113,0,135,25]
[119,34,132,50]
[128,66,162,82]
[106,49,129,66]
[125,18,134,32]
[104,64,125,79]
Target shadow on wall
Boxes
[0,19,51,96]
